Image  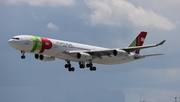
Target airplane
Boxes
[8,31,166,72]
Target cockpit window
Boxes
[12,37,20,40]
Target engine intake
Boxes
[113,49,128,57]
[77,52,92,60]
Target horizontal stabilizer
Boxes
[134,53,164,59]
[142,53,164,57]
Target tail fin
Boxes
[129,31,147,54]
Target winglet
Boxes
[157,40,166,46]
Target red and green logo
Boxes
[30,36,52,53]
[129,31,147,54]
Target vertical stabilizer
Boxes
[129,31,147,54]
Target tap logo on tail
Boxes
[129,31,147,54]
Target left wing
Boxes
[65,40,166,58]
[65,49,113,58]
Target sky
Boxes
[0,0,180,102]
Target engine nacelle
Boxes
[113,49,129,57]
[77,52,92,60]
[35,54,55,61]
[42,55,55,61]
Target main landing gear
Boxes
[34,54,44,60]
[64,61,75,72]
[79,62,85,69]
[86,63,96,71]
[64,61,96,72]
[21,51,26,59]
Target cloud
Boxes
[47,23,59,30]
[84,0,176,30]
[4,0,74,7]
[144,0,180,6]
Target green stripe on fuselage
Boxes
[30,36,42,52]
[36,37,42,51]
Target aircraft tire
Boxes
[21,55,25,59]
[68,67,75,72]
[80,64,85,69]
[93,67,96,71]
[86,64,90,68]
[39,55,44,60]
[86,63,93,68]
[90,67,96,71]
[71,67,75,71]
[65,64,69,68]
[35,54,39,59]
[90,67,93,71]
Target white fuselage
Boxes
[8,35,141,65]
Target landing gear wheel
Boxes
[39,55,44,60]
[80,64,85,69]
[68,68,71,71]
[20,51,25,59]
[65,64,71,68]
[90,67,96,71]
[86,63,92,68]
[71,67,75,71]
[21,55,25,59]
[93,67,96,71]
[68,67,75,72]
[35,54,39,59]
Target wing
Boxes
[65,40,166,58]
[65,49,113,59]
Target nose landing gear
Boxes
[21,51,26,59]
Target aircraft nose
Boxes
[8,39,14,46]
[8,39,19,48]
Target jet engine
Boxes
[35,54,55,61]
[113,49,129,57]
[77,52,92,60]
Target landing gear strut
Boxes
[64,61,75,72]
[21,51,25,59]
